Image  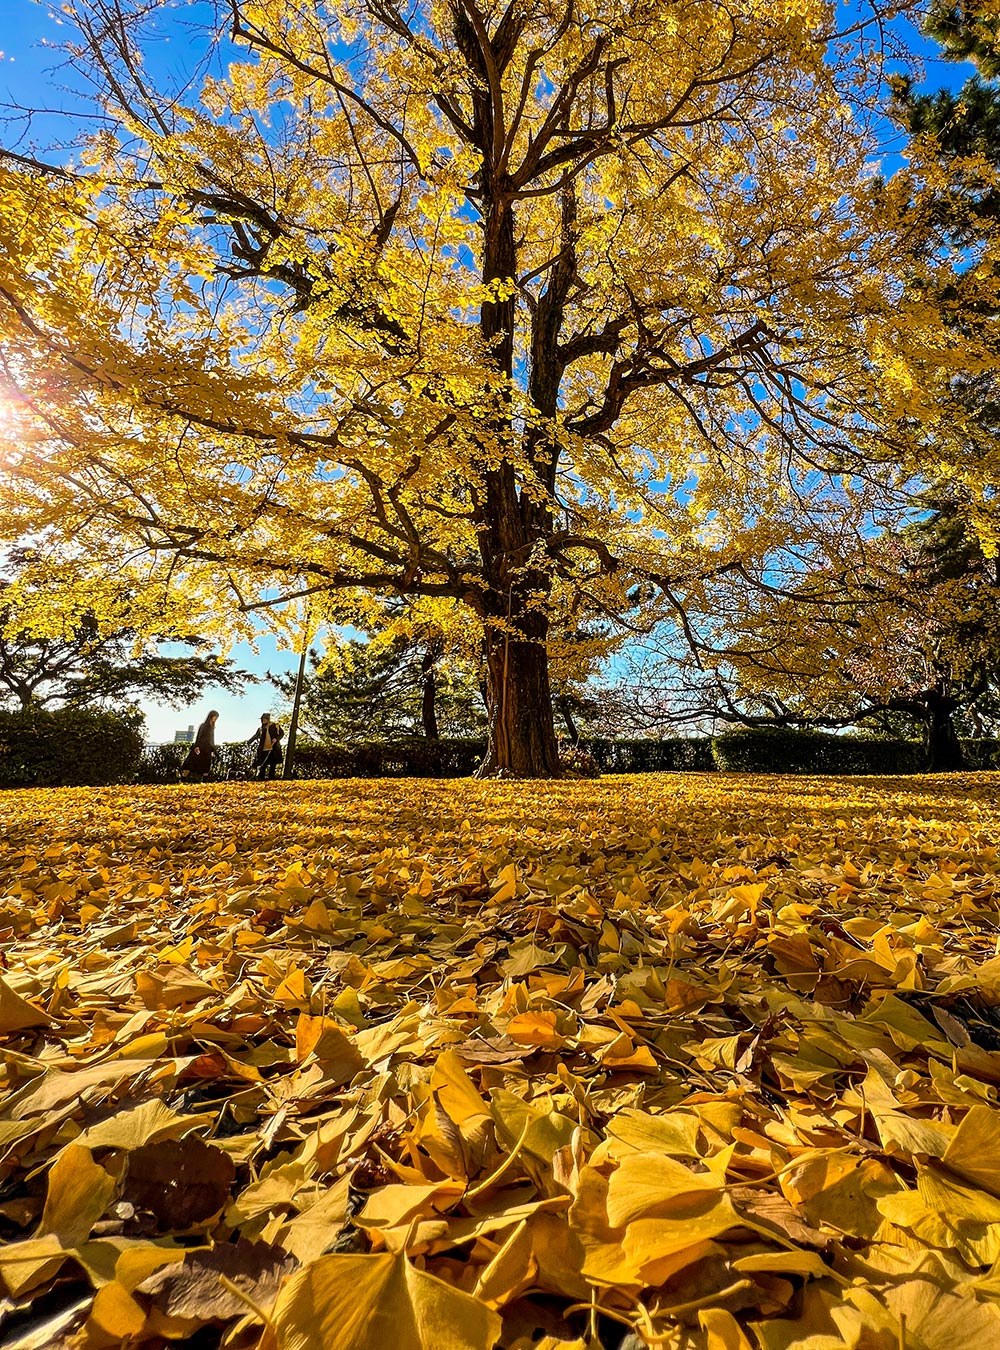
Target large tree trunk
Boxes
[925,692,964,771]
[480,619,560,777]
[469,179,562,776]
[474,518,561,776]
[473,482,562,776]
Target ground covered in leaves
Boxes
[3,773,1000,1348]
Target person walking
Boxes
[258,722,283,780]
[246,713,283,780]
[179,711,219,780]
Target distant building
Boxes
[173,725,195,744]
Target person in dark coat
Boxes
[245,713,272,765]
[257,721,283,780]
[245,713,282,779]
[179,711,219,779]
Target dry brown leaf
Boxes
[136,1237,296,1322]
[120,1136,236,1231]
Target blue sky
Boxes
[150,631,316,744]
[0,0,978,738]
[0,3,318,740]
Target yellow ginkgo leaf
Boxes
[40,1145,116,1249]
[942,1104,1000,1197]
[270,1252,502,1350]
[0,976,54,1032]
[604,1151,722,1226]
[847,1278,1000,1348]
[506,1011,566,1050]
[699,1308,754,1350]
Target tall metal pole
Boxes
[283,613,310,780]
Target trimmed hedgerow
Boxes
[712,727,924,775]
[0,707,145,788]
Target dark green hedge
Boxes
[138,741,189,782]
[140,736,716,781]
[138,741,254,782]
[584,737,714,772]
[275,737,713,778]
[134,729,1000,784]
[0,707,145,788]
[291,738,487,779]
[137,737,489,782]
[712,727,925,775]
[293,737,714,778]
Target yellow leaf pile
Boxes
[2,772,1000,1348]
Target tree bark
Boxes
[473,472,562,776]
[470,182,562,776]
[420,648,439,740]
[925,691,964,771]
[480,618,560,776]
[557,694,580,745]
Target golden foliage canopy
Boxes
[0,0,997,769]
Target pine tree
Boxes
[275,638,487,745]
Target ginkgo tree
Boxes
[0,0,992,773]
[613,499,1000,769]
[0,554,250,713]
